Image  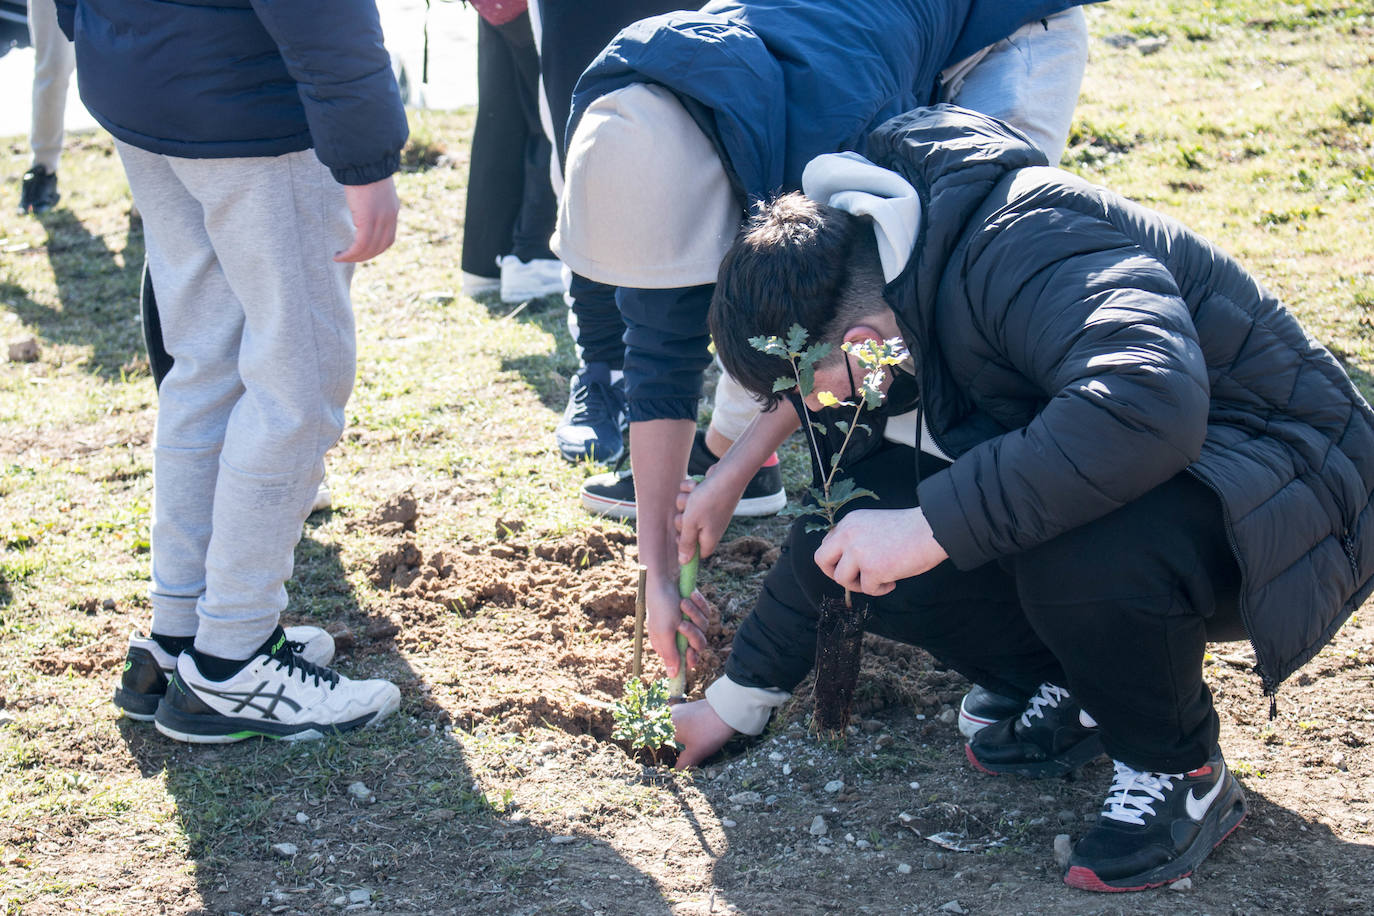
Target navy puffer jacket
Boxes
[55,0,407,185]
[870,106,1374,694]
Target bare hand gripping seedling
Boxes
[750,324,908,732]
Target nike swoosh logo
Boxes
[1185,764,1226,821]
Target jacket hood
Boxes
[863,105,1049,315]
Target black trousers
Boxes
[460,12,556,278]
[725,440,1245,773]
[535,0,683,369]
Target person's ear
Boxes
[841,324,884,348]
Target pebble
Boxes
[816,844,833,855]
[908,781,920,791]
[332,897,347,907]
[101,598,116,610]
[861,719,884,733]
[1333,751,1347,771]
[769,751,784,762]
[271,843,298,858]
[764,795,778,806]
[728,791,763,806]
[809,816,829,837]
[7,337,39,363]
[922,853,948,871]
[1169,877,1193,892]
[550,836,577,845]
[1052,834,1073,870]
[855,839,871,850]
[0,712,14,728]
[347,782,372,801]
[875,734,894,748]
[897,812,915,824]
[844,833,855,843]
[824,780,844,793]
[782,764,792,776]
[938,902,966,914]
[537,741,559,756]
[896,863,912,875]
[348,889,372,904]
[937,708,958,726]
[1056,809,1077,825]
[295,812,309,825]
[1137,35,1169,55]
[720,818,737,828]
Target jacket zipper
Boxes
[1187,469,1280,717]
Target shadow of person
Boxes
[114,530,674,914]
[8,206,146,381]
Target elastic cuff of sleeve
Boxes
[626,396,700,423]
[329,152,402,186]
[705,675,790,736]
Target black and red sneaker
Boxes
[1065,749,1247,892]
[965,682,1104,777]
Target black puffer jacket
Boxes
[871,106,1374,694]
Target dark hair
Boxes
[710,191,884,408]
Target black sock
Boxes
[150,633,194,656]
[189,627,286,681]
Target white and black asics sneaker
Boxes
[1065,749,1247,892]
[113,626,335,721]
[152,628,397,743]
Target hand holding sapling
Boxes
[815,506,948,595]
[748,325,909,732]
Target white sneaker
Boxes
[153,628,397,743]
[498,255,564,303]
[461,271,501,298]
[113,626,335,721]
[310,477,333,514]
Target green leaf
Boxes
[804,522,830,533]
[810,422,827,436]
[785,323,809,352]
[772,376,795,393]
[833,420,849,434]
[797,341,832,371]
[798,364,815,396]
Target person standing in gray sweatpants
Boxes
[17,0,74,213]
[58,0,410,742]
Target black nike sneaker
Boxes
[1065,748,1247,891]
[113,627,334,721]
[965,682,1105,777]
[153,627,398,744]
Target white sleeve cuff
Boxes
[705,675,791,736]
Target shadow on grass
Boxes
[113,529,673,912]
[489,292,581,414]
[5,206,145,381]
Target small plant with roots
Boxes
[749,324,909,733]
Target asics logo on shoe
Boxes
[198,681,303,720]
[270,634,287,656]
[1185,764,1226,821]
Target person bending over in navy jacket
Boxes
[676,106,1374,892]
[58,0,409,743]
[553,0,1102,741]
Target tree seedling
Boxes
[749,324,908,732]
[611,676,681,766]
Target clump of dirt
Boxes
[366,524,739,741]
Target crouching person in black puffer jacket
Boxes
[58,0,411,743]
[674,105,1374,892]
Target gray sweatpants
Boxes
[117,142,355,659]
